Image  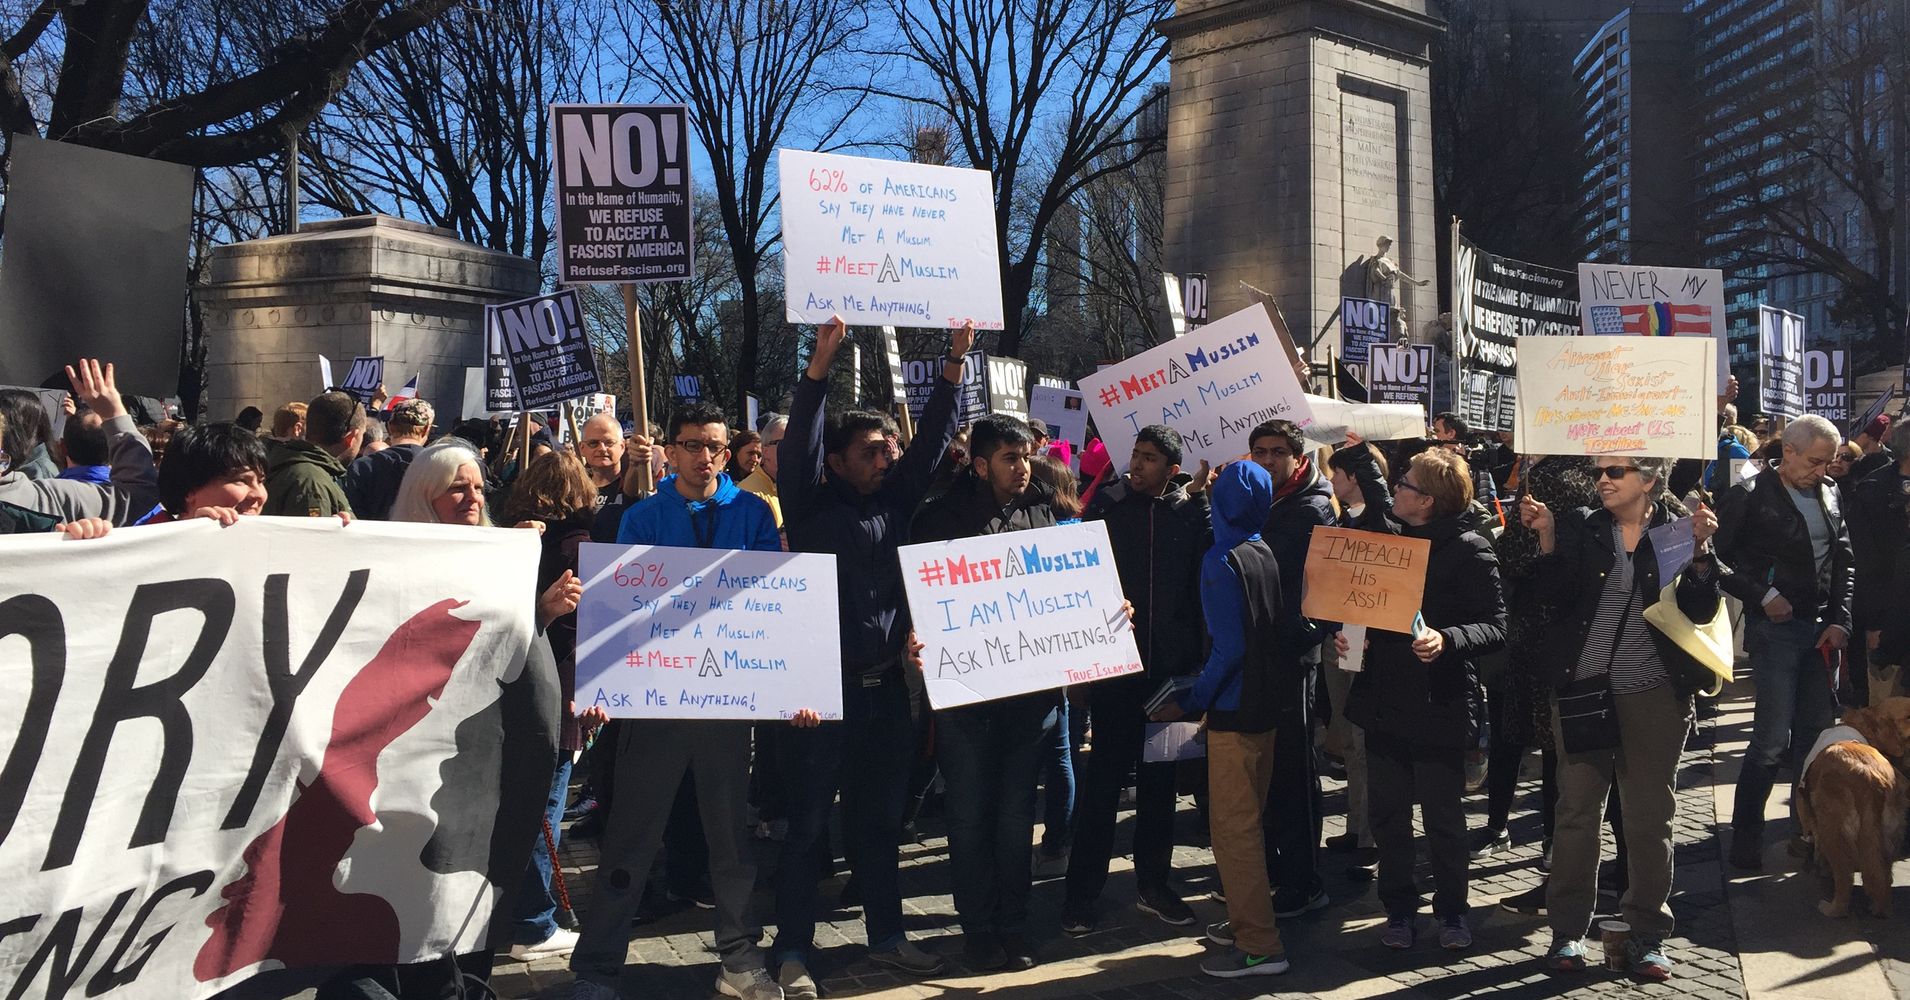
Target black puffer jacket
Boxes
[1713,467,1854,632]
[1086,478,1211,680]
[1344,514,1507,748]
[779,371,961,676]
[1532,501,1725,698]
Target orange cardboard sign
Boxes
[1300,526,1430,634]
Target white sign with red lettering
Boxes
[899,521,1141,709]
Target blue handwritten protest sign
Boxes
[779,148,1004,330]
[575,543,843,719]
[898,521,1142,709]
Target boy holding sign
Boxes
[571,402,815,1000]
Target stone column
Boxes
[1158,0,1443,357]
[197,215,541,421]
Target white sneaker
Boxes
[510,928,578,962]
[716,965,785,1000]
[571,980,625,1000]
[777,960,819,1000]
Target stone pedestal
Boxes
[1159,0,1443,358]
[198,215,540,421]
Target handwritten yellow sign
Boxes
[1301,526,1431,634]
[1515,335,1716,459]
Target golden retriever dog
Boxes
[1796,697,1910,917]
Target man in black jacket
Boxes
[1715,414,1855,870]
[1843,420,1910,706]
[340,397,433,519]
[1060,425,1211,936]
[768,316,968,996]
[912,415,1059,973]
[1248,419,1335,917]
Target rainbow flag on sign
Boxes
[1588,302,1711,336]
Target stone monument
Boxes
[1158,0,1442,357]
[198,215,540,421]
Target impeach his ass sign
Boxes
[1301,526,1431,635]
[898,521,1141,710]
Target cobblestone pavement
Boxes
[487,678,1906,1000]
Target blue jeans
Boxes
[935,692,1051,937]
[1731,617,1838,834]
[1038,699,1076,854]
[772,673,916,963]
[514,757,572,944]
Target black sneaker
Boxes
[1346,847,1378,880]
[962,933,1007,972]
[1136,886,1197,927]
[1729,834,1762,871]
[1498,884,1547,916]
[1000,933,1037,971]
[1469,827,1511,859]
[1060,900,1096,937]
[1272,885,1328,919]
[1324,831,1360,853]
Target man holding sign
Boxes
[910,414,1063,973]
[571,402,811,1000]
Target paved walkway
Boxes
[490,672,1909,1000]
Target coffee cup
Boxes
[1598,919,1631,970]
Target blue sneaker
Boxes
[1381,916,1414,949]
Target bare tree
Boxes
[880,0,1171,357]
[0,0,456,177]
[615,0,872,417]
[1431,0,1586,271]
[1705,1,1908,369]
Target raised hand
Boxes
[65,359,126,420]
[807,315,848,381]
[951,319,976,358]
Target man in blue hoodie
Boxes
[1153,461,1290,979]
[571,401,793,1000]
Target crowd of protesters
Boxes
[0,339,1901,1000]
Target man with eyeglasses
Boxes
[577,413,626,504]
[1713,413,1853,871]
[570,401,809,1000]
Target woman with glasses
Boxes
[1335,446,1507,953]
[1518,458,1722,980]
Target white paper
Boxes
[1029,384,1089,454]
[1301,396,1427,446]
[1339,623,1367,673]
[1143,721,1207,762]
[899,521,1143,709]
[779,148,1005,330]
[575,543,844,720]
[318,353,334,393]
[1078,302,1315,473]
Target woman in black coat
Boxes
[1519,456,1722,980]
[1336,445,1507,954]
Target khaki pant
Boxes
[1207,729,1284,957]
[1324,660,1373,847]
[1547,683,1692,942]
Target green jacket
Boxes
[262,438,353,517]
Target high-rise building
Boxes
[1686,0,1816,373]
[1572,8,1698,265]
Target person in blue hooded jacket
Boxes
[571,401,811,1000]
[1152,461,1292,980]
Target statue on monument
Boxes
[1365,236,1429,340]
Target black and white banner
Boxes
[904,349,987,423]
[1339,296,1390,365]
[339,355,384,406]
[1758,305,1806,419]
[488,288,602,411]
[986,355,1029,419]
[1804,347,1848,423]
[552,104,693,284]
[0,519,555,999]
[1368,343,1434,412]
[1452,236,1579,432]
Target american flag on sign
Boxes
[1595,302,1712,336]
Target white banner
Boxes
[898,521,1142,709]
[575,543,844,720]
[1029,385,1088,454]
[1368,343,1433,411]
[1078,302,1315,474]
[1578,263,1729,387]
[1300,396,1428,447]
[779,149,1005,330]
[1516,335,1717,459]
[0,518,548,999]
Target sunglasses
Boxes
[1594,465,1638,480]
